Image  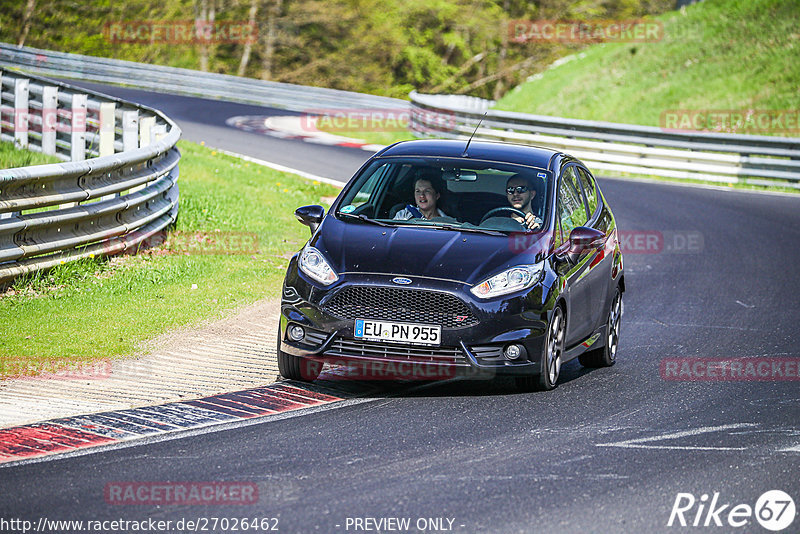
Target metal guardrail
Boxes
[0,42,405,113]
[0,69,181,283]
[410,92,800,188]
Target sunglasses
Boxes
[506,186,529,195]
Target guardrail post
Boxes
[0,71,3,138]
[139,116,155,147]
[98,102,115,157]
[128,115,156,194]
[14,78,29,148]
[71,94,87,162]
[122,110,139,151]
[41,85,58,156]
[120,110,140,196]
[152,123,167,142]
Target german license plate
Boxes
[354,319,441,346]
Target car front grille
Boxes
[326,338,468,365]
[324,286,478,328]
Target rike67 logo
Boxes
[668,490,795,531]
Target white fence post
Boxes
[41,85,58,156]
[152,123,167,142]
[98,102,115,157]
[139,115,155,148]
[70,94,87,162]
[0,72,8,220]
[120,110,139,196]
[14,78,29,148]
[122,110,139,151]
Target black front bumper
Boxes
[279,266,553,378]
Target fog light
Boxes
[504,344,525,361]
[288,325,305,342]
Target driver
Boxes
[394,171,450,221]
[506,174,542,230]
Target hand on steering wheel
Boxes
[479,207,527,225]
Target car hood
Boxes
[311,217,550,285]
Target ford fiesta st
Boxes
[278,139,624,390]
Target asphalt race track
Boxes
[61,81,373,181]
[1,84,799,533]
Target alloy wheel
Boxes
[546,307,565,385]
[607,292,622,362]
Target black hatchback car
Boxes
[278,139,624,390]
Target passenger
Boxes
[506,174,542,230]
[394,172,450,221]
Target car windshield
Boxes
[336,157,550,233]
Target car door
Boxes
[554,165,594,346]
[575,166,614,333]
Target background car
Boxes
[278,139,624,390]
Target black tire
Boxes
[515,306,565,392]
[277,328,322,382]
[579,288,622,368]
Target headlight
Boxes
[298,246,338,286]
[470,264,543,299]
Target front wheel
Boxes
[579,288,622,368]
[516,306,565,392]
[277,328,322,382]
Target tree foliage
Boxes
[0,0,673,99]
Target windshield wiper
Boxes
[338,212,393,227]
[432,223,505,236]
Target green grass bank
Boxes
[496,0,800,132]
[0,141,339,377]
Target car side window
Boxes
[554,212,566,247]
[577,168,598,218]
[558,167,588,241]
[344,164,387,208]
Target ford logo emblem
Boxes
[391,277,412,285]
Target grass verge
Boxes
[495,0,800,131]
[493,0,799,193]
[1,141,62,168]
[0,140,340,378]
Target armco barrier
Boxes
[0,69,180,283]
[409,92,800,188]
[0,42,404,113]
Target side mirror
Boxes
[559,226,605,264]
[295,205,325,234]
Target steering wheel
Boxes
[479,207,527,225]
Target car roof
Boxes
[378,139,560,170]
